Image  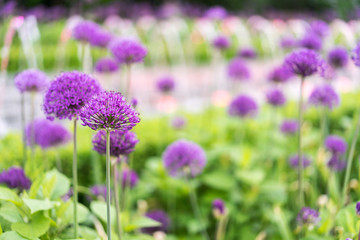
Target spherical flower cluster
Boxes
[238,47,257,59]
[280,119,299,135]
[156,75,175,93]
[299,34,323,51]
[266,88,286,107]
[327,155,346,171]
[171,116,187,130]
[131,98,138,108]
[109,38,147,64]
[325,135,347,154]
[327,46,348,69]
[212,198,225,215]
[92,130,138,156]
[288,155,311,168]
[25,119,71,149]
[284,49,322,77]
[280,36,298,50]
[308,20,329,39]
[43,71,102,120]
[351,42,360,67]
[227,58,251,81]
[90,184,107,199]
[121,169,139,189]
[0,167,31,191]
[89,29,113,48]
[80,91,140,131]
[267,66,293,83]
[308,84,340,109]
[163,139,206,178]
[356,201,360,215]
[141,210,170,234]
[72,20,100,42]
[94,58,119,73]
[204,6,227,20]
[228,95,258,118]
[297,207,320,226]
[318,61,336,80]
[14,69,49,93]
[212,35,230,50]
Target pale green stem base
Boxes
[73,119,78,238]
[298,77,305,209]
[106,129,112,240]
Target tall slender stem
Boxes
[106,129,112,240]
[125,64,131,99]
[20,93,27,166]
[73,119,78,238]
[298,76,305,208]
[113,162,122,239]
[216,216,228,240]
[185,176,210,240]
[320,107,327,144]
[342,110,360,206]
[30,93,35,160]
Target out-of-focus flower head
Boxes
[94,57,119,73]
[268,65,293,83]
[299,34,323,52]
[308,84,340,109]
[237,47,257,59]
[227,58,251,81]
[228,94,258,118]
[14,69,49,93]
[141,210,170,235]
[212,35,230,51]
[325,135,347,155]
[280,119,299,135]
[284,48,322,78]
[156,75,175,93]
[204,6,227,20]
[72,20,100,43]
[0,167,31,191]
[327,46,348,69]
[288,155,311,168]
[109,38,147,64]
[266,88,286,107]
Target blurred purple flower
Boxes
[351,42,360,67]
[204,6,227,20]
[267,66,293,83]
[90,184,107,200]
[14,69,49,93]
[280,36,298,50]
[212,35,230,50]
[156,75,175,93]
[280,120,299,135]
[0,167,31,191]
[171,116,187,130]
[228,94,258,118]
[327,46,348,69]
[284,48,322,78]
[318,61,336,80]
[308,84,340,109]
[227,58,251,81]
[327,155,346,171]
[297,207,320,226]
[325,135,347,155]
[299,34,322,51]
[109,38,147,64]
[94,57,119,73]
[308,20,329,39]
[72,20,100,43]
[61,188,73,202]
[141,210,170,234]
[289,155,311,168]
[121,169,138,189]
[356,201,360,215]
[212,198,225,215]
[266,88,286,107]
[238,48,257,59]
[90,29,113,48]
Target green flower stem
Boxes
[342,110,360,206]
[320,107,327,144]
[113,162,122,240]
[106,129,112,240]
[216,216,228,240]
[298,76,305,208]
[125,64,131,99]
[73,118,78,238]
[30,93,35,161]
[20,93,27,166]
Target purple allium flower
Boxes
[299,34,323,51]
[204,6,227,20]
[289,155,311,168]
[297,207,320,226]
[356,201,360,215]
[318,61,336,80]
[228,94,258,118]
[280,120,299,135]
[308,84,340,109]
[171,116,187,130]
[14,69,49,93]
[351,42,360,67]
[267,66,293,83]
[94,57,119,73]
[43,71,102,121]
[141,210,170,234]
[284,48,322,78]
[109,38,147,64]
[72,20,100,43]
[227,58,251,81]
[212,199,225,215]
[266,88,286,107]
[90,29,113,48]
[327,46,348,69]
[92,130,138,156]
[212,36,230,50]
[309,20,329,39]
[61,188,73,202]
[163,140,206,178]
[0,167,31,191]
[327,155,346,171]
[156,75,175,93]
[25,119,71,149]
[238,48,257,59]
[280,36,298,50]
[121,169,138,189]
[325,135,347,155]
[131,98,138,108]
[90,184,107,199]
[80,91,140,131]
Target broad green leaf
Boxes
[44,170,70,200]
[0,231,35,240]
[0,223,2,234]
[260,181,287,203]
[335,202,358,235]
[272,205,294,240]
[0,208,23,223]
[201,172,235,190]
[0,187,22,205]
[236,169,265,185]
[11,213,50,240]
[64,202,90,224]
[79,226,101,239]
[28,174,44,199]
[23,198,56,214]
[90,201,116,224]
[125,216,161,231]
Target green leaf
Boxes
[201,172,235,190]
[0,187,22,206]
[335,202,357,235]
[44,170,70,200]
[260,181,287,203]
[0,231,35,240]
[23,198,56,214]
[64,202,90,224]
[90,201,116,224]
[0,208,23,223]
[28,174,44,199]
[0,223,2,234]
[236,169,265,185]
[125,216,161,231]
[11,212,50,240]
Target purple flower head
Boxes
[327,46,348,69]
[267,66,293,83]
[280,120,299,135]
[280,36,298,50]
[308,84,340,109]
[351,42,360,67]
[90,184,107,199]
[318,61,336,80]
[284,49,322,78]
[327,155,346,171]
[212,36,230,50]
[90,29,113,48]
[171,116,187,130]
[72,20,100,43]
[141,210,170,234]
[94,57,119,73]
[297,207,320,226]
[212,199,225,215]
[0,167,31,191]
[14,69,49,93]
[92,130,138,156]
[309,20,329,39]
[204,6,227,20]
[43,71,102,121]
[356,201,360,215]
[266,88,286,107]
[61,188,73,202]
[289,155,311,168]
[121,169,138,189]
[163,140,206,178]
[228,95,258,118]
[80,91,140,131]
[25,119,71,149]
[227,58,251,81]
[109,38,147,64]
[156,75,175,93]
[325,135,347,155]
[299,34,323,52]
[238,48,257,59]
[131,98,138,108]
